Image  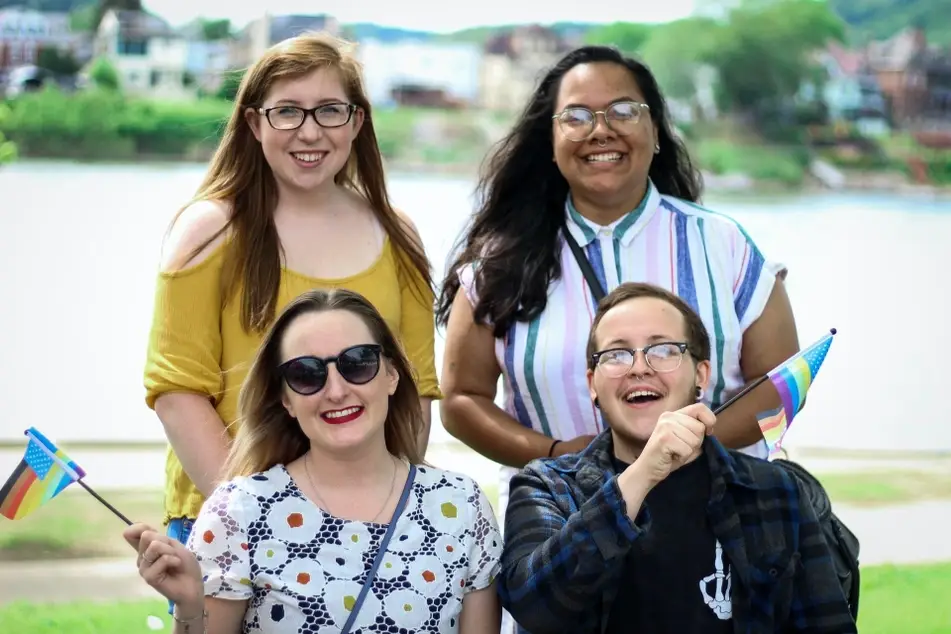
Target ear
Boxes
[351,106,364,139]
[694,359,711,395]
[281,390,295,419]
[385,360,399,396]
[586,368,597,405]
[245,107,263,142]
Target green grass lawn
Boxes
[0,562,948,633]
[1,468,949,562]
[819,470,951,507]
[0,489,162,560]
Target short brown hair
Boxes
[585,283,711,369]
[223,288,423,479]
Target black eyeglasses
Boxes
[552,101,650,142]
[258,103,359,131]
[591,342,690,377]
[278,344,383,395]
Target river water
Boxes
[0,160,949,455]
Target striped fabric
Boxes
[458,180,786,518]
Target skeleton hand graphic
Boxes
[699,539,732,620]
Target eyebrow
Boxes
[602,334,678,348]
[269,98,348,107]
[561,96,640,110]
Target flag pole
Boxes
[76,479,133,526]
[713,374,769,415]
[712,328,837,417]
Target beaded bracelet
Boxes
[172,608,208,634]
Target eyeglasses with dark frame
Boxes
[258,103,360,131]
[552,100,650,142]
[278,344,383,395]
[591,342,690,377]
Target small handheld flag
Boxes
[0,428,132,525]
[757,329,836,454]
[714,328,837,454]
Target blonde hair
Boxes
[223,288,423,478]
[177,32,431,333]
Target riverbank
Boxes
[3,90,947,192]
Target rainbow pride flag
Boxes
[0,428,86,520]
[757,329,836,455]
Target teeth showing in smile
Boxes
[325,406,360,419]
[586,152,622,162]
[625,389,661,403]
[292,152,325,162]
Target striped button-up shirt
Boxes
[459,181,786,515]
[497,432,857,634]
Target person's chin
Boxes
[608,411,655,445]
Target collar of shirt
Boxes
[563,179,663,249]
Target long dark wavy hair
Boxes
[436,45,702,337]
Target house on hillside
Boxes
[865,27,951,127]
[480,25,571,111]
[816,43,889,136]
[358,39,481,108]
[0,7,78,70]
[230,13,340,68]
[94,9,193,99]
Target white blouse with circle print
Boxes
[186,463,502,634]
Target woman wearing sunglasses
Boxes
[126,288,502,634]
[143,32,440,577]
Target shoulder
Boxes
[393,208,424,249]
[512,456,573,496]
[160,199,231,272]
[726,451,803,497]
[659,194,753,239]
[207,465,291,512]
[416,465,481,495]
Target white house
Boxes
[358,39,481,107]
[94,10,193,100]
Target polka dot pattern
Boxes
[187,464,502,633]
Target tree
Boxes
[69,3,97,32]
[639,18,721,102]
[215,69,246,101]
[88,57,120,90]
[0,104,17,165]
[37,47,81,75]
[706,0,846,120]
[584,22,653,55]
[199,18,231,41]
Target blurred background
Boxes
[0,0,949,631]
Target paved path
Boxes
[2,498,949,606]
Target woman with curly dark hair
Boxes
[436,45,800,528]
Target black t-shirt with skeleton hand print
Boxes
[606,451,734,634]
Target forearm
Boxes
[713,379,776,448]
[417,398,432,459]
[441,394,556,468]
[155,393,230,498]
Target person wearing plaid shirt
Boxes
[498,282,857,634]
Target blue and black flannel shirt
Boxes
[498,431,857,634]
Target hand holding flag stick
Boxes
[713,328,837,455]
[0,427,132,525]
